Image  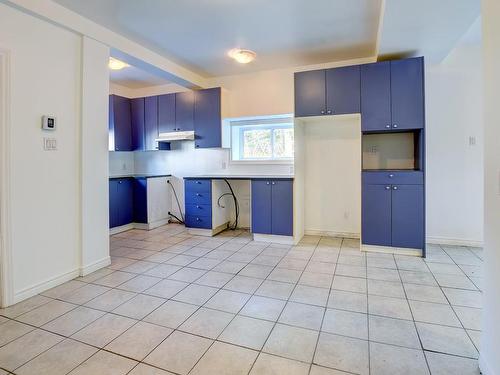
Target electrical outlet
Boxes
[43,138,57,151]
[122,162,127,171]
[222,161,227,169]
[370,145,378,154]
[468,136,476,146]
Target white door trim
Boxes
[0,49,13,307]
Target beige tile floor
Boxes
[0,224,483,374]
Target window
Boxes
[230,116,294,162]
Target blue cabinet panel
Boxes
[133,178,148,223]
[158,94,176,134]
[362,184,392,246]
[110,95,132,151]
[391,184,424,249]
[185,215,212,229]
[362,171,424,185]
[185,179,211,193]
[109,180,119,228]
[117,179,134,226]
[145,96,159,151]
[185,191,212,205]
[131,98,145,151]
[176,91,194,132]
[251,180,273,234]
[326,65,360,115]
[391,57,424,130]
[194,88,222,149]
[294,70,326,117]
[361,62,392,132]
[185,204,212,217]
[271,180,293,236]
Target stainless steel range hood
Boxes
[155,130,195,142]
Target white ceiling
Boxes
[54,0,382,77]
[378,0,480,63]
[109,63,171,89]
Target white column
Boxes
[480,1,500,374]
[80,36,111,274]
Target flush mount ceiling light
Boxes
[108,57,129,70]
[228,48,256,64]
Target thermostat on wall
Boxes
[42,115,56,130]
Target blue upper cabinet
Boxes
[391,184,424,249]
[362,184,392,246]
[158,93,176,134]
[391,57,424,130]
[361,58,424,132]
[131,98,145,151]
[326,65,360,115]
[144,96,160,150]
[294,70,326,117]
[251,180,273,235]
[109,94,133,151]
[194,87,222,149]
[175,91,195,132]
[360,61,392,132]
[251,179,293,236]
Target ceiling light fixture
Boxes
[108,57,129,70]
[228,48,256,64]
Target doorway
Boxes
[0,50,12,307]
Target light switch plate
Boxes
[43,138,57,151]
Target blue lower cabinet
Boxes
[185,215,212,229]
[362,184,392,246]
[251,180,273,234]
[133,178,148,223]
[109,178,134,228]
[185,179,212,229]
[251,179,293,236]
[391,184,424,249]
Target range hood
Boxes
[155,130,195,142]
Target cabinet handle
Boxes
[385,125,391,129]
[195,144,200,148]
[271,182,275,185]
[388,174,394,178]
[196,193,201,196]
[196,181,201,184]
[393,186,398,190]
[385,186,391,190]
[266,182,270,185]
[196,217,201,221]
[393,124,398,128]
[327,110,332,114]
[320,110,325,115]
[196,205,201,209]
[118,181,122,184]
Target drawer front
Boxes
[185,204,212,217]
[362,171,423,185]
[185,179,211,193]
[185,191,212,205]
[185,215,212,229]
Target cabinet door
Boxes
[131,98,145,151]
[326,65,360,115]
[117,179,133,226]
[391,184,424,249]
[145,96,159,150]
[294,70,326,117]
[251,180,272,234]
[133,178,148,224]
[362,184,392,246]
[194,88,222,148]
[158,94,176,133]
[112,95,132,151]
[175,91,194,132]
[109,180,119,228]
[391,58,424,130]
[271,180,293,236]
[360,62,392,132]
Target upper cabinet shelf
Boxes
[294,57,425,133]
[294,65,360,117]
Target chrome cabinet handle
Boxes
[196,217,201,221]
[271,182,275,185]
[385,125,391,128]
[385,186,391,190]
[393,186,398,190]
[196,205,201,209]
[266,182,270,185]
[388,174,394,178]
[196,193,201,196]
[327,110,332,114]
[321,110,325,114]
[393,124,398,128]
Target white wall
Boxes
[0,3,81,301]
[425,21,484,246]
[480,1,500,374]
[109,151,135,176]
[299,116,361,238]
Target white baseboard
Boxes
[305,229,360,239]
[80,256,111,276]
[134,218,170,231]
[361,244,422,257]
[253,233,294,245]
[109,223,134,235]
[187,222,229,237]
[426,236,484,248]
[479,354,495,375]
[13,268,80,305]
